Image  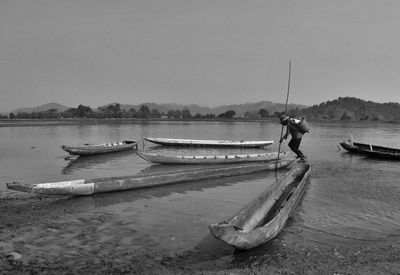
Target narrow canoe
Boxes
[7,158,296,196]
[340,140,400,160]
[137,151,288,165]
[144,137,274,148]
[61,140,137,156]
[357,147,400,160]
[209,160,310,250]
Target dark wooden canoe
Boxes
[209,160,310,250]
[340,140,400,160]
[144,137,274,148]
[137,151,288,165]
[357,147,400,160]
[6,158,296,196]
[61,140,137,156]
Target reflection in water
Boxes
[138,162,261,175]
[62,149,137,174]
[76,124,94,141]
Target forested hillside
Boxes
[298,97,400,122]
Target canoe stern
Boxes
[209,222,277,250]
[6,182,34,193]
[7,180,95,196]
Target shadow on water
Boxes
[167,224,288,268]
[338,150,400,168]
[167,174,308,267]
[61,149,137,174]
[170,192,326,272]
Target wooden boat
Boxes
[340,140,400,160]
[209,160,310,250]
[61,140,137,156]
[137,151,288,165]
[7,158,296,196]
[144,137,274,148]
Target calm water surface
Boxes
[0,120,400,261]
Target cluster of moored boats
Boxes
[7,136,312,250]
[7,135,399,249]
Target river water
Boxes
[0,120,400,263]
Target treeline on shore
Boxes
[2,97,399,122]
[2,104,277,120]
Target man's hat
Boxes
[279,115,289,123]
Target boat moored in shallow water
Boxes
[137,151,288,165]
[209,160,310,250]
[144,137,274,148]
[340,140,400,160]
[7,158,296,196]
[61,140,137,156]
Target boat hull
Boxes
[357,148,400,160]
[144,137,273,148]
[137,151,287,165]
[7,158,296,196]
[62,140,137,156]
[340,141,400,160]
[209,160,310,250]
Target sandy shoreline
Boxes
[1,191,399,274]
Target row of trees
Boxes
[5,104,281,120]
[5,97,399,122]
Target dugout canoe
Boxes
[144,137,274,148]
[61,140,137,156]
[340,140,400,160]
[6,158,296,196]
[137,151,288,165]
[209,160,310,250]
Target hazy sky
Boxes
[1,0,399,112]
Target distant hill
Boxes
[101,101,307,116]
[300,97,400,122]
[11,103,71,114]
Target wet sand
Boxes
[1,191,399,275]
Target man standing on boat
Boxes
[279,115,308,160]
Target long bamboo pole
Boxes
[276,61,291,170]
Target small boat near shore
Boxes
[340,140,400,160]
[61,140,137,156]
[137,151,288,165]
[209,160,310,250]
[144,137,274,148]
[7,158,296,196]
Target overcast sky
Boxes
[1,0,399,112]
